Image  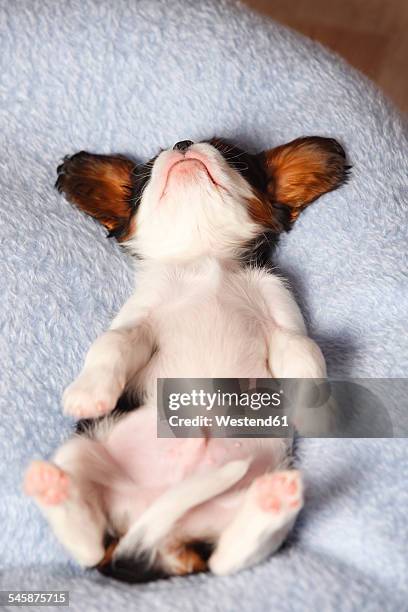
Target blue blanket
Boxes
[1,0,407,610]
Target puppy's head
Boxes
[56,137,349,261]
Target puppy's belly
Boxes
[176,435,291,539]
[102,406,289,533]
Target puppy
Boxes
[24,137,348,580]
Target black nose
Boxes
[173,140,194,152]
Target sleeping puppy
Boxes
[24,137,348,581]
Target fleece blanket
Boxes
[0,0,407,610]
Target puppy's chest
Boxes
[139,263,270,379]
[151,264,266,328]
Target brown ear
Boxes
[260,137,350,221]
[56,151,136,241]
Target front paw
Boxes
[63,369,124,420]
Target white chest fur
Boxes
[134,258,273,394]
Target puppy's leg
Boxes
[209,470,303,576]
[269,327,337,435]
[63,327,149,419]
[24,437,114,566]
[268,327,326,378]
[64,296,154,419]
[258,275,334,434]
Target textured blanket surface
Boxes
[0,0,407,610]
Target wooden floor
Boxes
[244,0,408,114]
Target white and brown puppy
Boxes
[24,137,348,581]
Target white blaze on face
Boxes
[127,143,262,261]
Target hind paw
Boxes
[24,461,70,506]
[254,470,303,514]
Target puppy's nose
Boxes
[173,140,194,152]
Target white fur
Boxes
[114,459,250,559]
[129,144,262,262]
[31,142,327,575]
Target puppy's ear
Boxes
[56,151,136,241]
[259,137,350,222]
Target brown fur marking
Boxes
[262,136,349,220]
[246,195,287,232]
[97,538,119,568]
[162,541,210,575]
[56,152,135,241]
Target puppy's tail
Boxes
[98,459,250,582]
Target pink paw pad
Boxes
[23,461,70,506]
[255,471,302,514]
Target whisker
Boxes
[224,151,247,161]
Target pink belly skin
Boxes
[102,405,289,537]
